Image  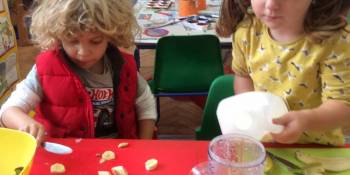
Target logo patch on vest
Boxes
[87,88,113,105]
[87,87,116,136]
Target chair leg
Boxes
[156,96,160,123]
[133,48,141,70]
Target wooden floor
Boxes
[17,46,203,138]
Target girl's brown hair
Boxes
[216,0,350,43]
[30,0,139,50]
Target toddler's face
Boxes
[61,31,109,69]
[251,0,311,32]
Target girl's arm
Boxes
[234,75,254,94]
[135,73,156,139]
[271,100,350,144]
[304,100,350,131]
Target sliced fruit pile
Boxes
[295,151,350,175]
[264,155,273,173]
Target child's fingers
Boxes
[19,125,30,133]
[271,123,300,144]
[272,114,291,125]
[29,124,39,139]
[270,130,295,144]
[19,124,44,145]
[36,128,46,146]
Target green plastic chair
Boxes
[149,35,224,119]
[195,75,235,140]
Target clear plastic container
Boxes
[190,134,266,175]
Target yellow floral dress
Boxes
[231,18,350,146]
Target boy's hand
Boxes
[2,107,46,146]
[270,110,309,144]
[18,119,46,145]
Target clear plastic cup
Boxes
[190,134,266,175]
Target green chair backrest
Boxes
[195,75,235,140]
[152,35,224,93]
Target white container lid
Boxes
[217,91,288,140]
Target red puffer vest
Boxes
[35,47,138,138]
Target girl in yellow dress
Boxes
[217,0,350,146]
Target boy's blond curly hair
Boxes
[30,0,139,50]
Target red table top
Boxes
[31,138,209,175]
[30,138,350,175]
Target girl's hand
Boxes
[270,110,310,144]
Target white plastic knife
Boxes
[43,142,73,155]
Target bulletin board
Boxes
[0,0,19,104]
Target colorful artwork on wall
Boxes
[0,0,19,103]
